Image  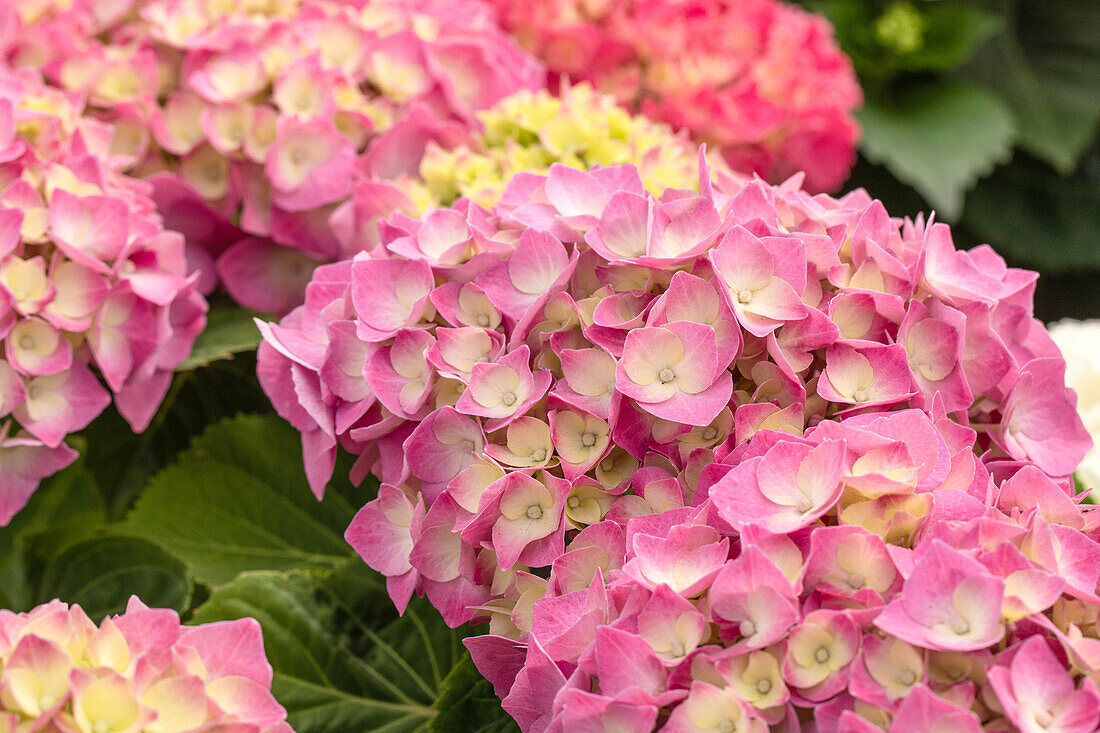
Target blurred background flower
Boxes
[485,0,863,192]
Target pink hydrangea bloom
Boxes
[260,155,1096,729]
[485,0,862,192]
[5,0,544,314]
[0,596,288,732]
[0,67,206,524]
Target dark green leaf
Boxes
[961,142,1100,272]
[81,353,272,518]
[121,415,373,586]
[0,456,105,610]
[178,305,263,371]
[432,654,520,733]
[961,0,1100,172]
[191,562,507,733]
[1033,272,1100,323]
[36,535,192,621]
[858,79,1015,219]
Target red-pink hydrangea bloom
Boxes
[0,596,288,732]
[0,67,206,525]
[4,0,544,314]
[485,0,862,192]
[259,154,1096,729]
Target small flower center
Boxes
[530,448,547,462]
[952,619,970,636]
[501,391,517,406]
[19,335,34,350]
[737,289,753,304]
[702,426,718,440]
[718,721,735,733]
[739,620,756,637]
[755,678,772,695]
[476,314,490,327]
[853,389,867,402]
[567,496,580,509]
[658,368,675,384]
[525,505,543,520]
[847,573,865,590]
[600,458,616,473]
[581,432,597,447]
[814,646,831,664]
[898,669,917,686]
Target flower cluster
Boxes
[0,596,288,732]
[0,67,206,526]
[258,155,1095,728]
[4,0,544,315]
[1049,319,1100,491]
[413,83,728,208]
[485,0,862,192]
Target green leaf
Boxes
[857,80,1015,219]
[178,304,263,371]
[36,535,192,621]
[191,562,509,733]
[432,655,520,733]
[961,0,1100,172]
[961,141,1100,272]
[0,456,106,610]
[121,414,373,586]
[81,353,272,518]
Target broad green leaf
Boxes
[961,0,1100,172]
[432,655,520,733]
[122,415,373,586]
[858,80,1015,219]
[191,562,509,733]
[178,304,263,371]
[0,457,105,610]
[962,142,1100,272]
[36,535,192,620]
[82,353,272,518]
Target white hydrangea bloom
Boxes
[1050,319,1100,490]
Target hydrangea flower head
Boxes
[0,66,206,525]
[5,0,545,314]
[0,596,288,732]
[259,152,1098,729]
[485,0,862,192]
